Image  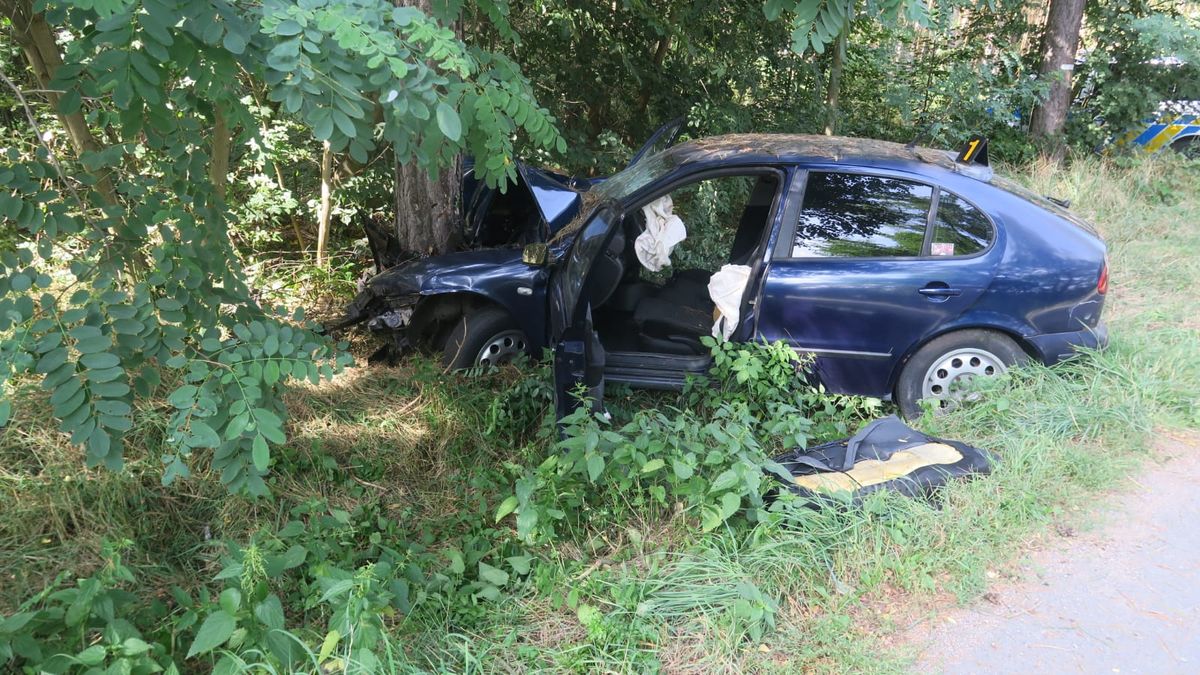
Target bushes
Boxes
[502,338,880,545]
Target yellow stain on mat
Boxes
[793,442,963,494]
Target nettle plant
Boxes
[0,0,561,494]
[499,339,881,543]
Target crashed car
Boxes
[339,132,1109,418]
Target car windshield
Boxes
[551,149,684,242]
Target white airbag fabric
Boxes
[634,195,686,272]
[708,264,751,339]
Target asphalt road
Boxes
[909,433,1200,674]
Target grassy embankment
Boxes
[1,154,1197,673]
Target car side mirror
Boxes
[522,242,551,266]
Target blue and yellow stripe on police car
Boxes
[1121,115,1200,152]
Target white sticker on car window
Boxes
[931,242,955,256]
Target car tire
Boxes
[895,330,1028,419]
[441,307,529,370]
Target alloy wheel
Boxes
[475,330,527,367]
[920,347,1007,410]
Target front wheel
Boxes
[895,330,1028,419]
[441,307,530,370]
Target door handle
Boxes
[918,284,962,298]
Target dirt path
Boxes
[907,433,1200,674]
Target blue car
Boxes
[340,132,1108,418]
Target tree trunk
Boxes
[209,106,231,201]
[316,141,333,267]
[391,0,463,256]
[393,156,462,255]
[1030,0,1086,160]
[823,24,848,136]
[2,0,115,202]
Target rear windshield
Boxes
[991,175,1100,236]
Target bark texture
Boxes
[2,0,115,201]
[1029,0,1086,159]
[316,141,333,266]
[391,0,463,255]
[393,156,463,255]
[823,18,849,136]
[209,106,231,201]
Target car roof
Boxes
[661,133,992,181]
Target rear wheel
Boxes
[441,307,529,370]
[896,330,1027,419]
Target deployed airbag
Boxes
[634,195,686,272]
[708,264,751,339]
[771,415,993,502]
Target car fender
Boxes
[362,250,549,350]
[884,311,1040,393]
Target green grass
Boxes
[1,154,1198,673]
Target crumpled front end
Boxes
[327,273,422,362]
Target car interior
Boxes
[585,172,782,372]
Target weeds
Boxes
[1,155,1198,673]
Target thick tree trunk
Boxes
[393,157,462,255]
[316,141,333,266]
[1030,0,1086,160]
[391,0,463,256]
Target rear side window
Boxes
[931,193,992,256]
[792,172,933,258]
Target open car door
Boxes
[626,116,685,168]
[547,205,623,419]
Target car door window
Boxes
[930,192,992,257]
[791,172,933,258]
[557,207,618,325]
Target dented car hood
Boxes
[363,248,537,299]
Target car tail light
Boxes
[1097,260,1109,295]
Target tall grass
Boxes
[1,154,1196,673]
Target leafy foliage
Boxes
[501,339,879,544]
[0,0,560,494]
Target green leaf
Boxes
[75,335,113,354]
[168,385,198,409]
[275,19,303,36]
[219,588,242,614]
[317,630,340,663]
[189,420,220,448]
[75,644,106,666]
[436,102,462,141]
[186,610,237,658]
[477,561,509,586]
[251,434,269,471]
[720,491,741,519]
[586,454,604,482]
[10,273,31,292]
[121,637,151,656]
[80,352,120,370]
[641,458,665,474]
[278,544,306,569]
[495,495,518,522]
[330,109,356,138]
[223,29,248,54]
[507,555,532,575]
[36,348,69,374]
[0,400,10,427]
[254,595,285,630]
[313,112,334,141]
